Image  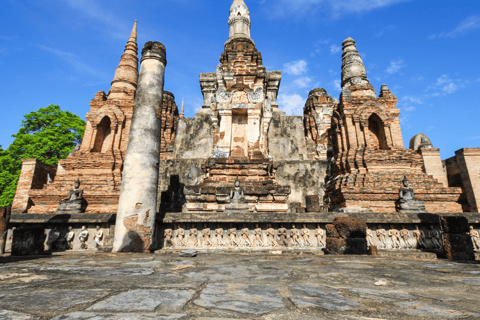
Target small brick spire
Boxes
[340,37,369,89]
[180,98,185,118]
[109,20,139,98]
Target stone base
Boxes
[377,249,437,259]
[397,209,428,214]
[326,237,367,254]
[156,247,325,255]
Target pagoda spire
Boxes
[109,20,139,99]
[228,0,251,41]
[180,98,185,118]
[340,37,369,89]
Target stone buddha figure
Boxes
[226,176,249,211]
[56,179,85,214]
[396,176,427,213]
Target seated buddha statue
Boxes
[56,179,85,214]
[396,176,427,213]
[226,176,249,211]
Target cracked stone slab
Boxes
[397,302,468,318]
[349,288,415,300]
[36,267,154,278]
[0,310,38,319]
[184,265,290,282]
[0,290,108,311]
[289,284,364,311]
[87,289,195,312]
[423,264,459,269]
[194,283,284,315]
[51,313,187,320]
[461,278,480,285]
[124,261,163,268]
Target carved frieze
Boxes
[216,88,233,103]
[163,224,327,249]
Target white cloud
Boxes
[442,82,457,94]
[277,93,305,116]
[426,74,463,96]
[386,59,405,74]
[263,0,411,19]
[293,77,312,88]
[330,45,341,54]
[404,106,416,112]
[429,15,480,39]
[284,60,308,76]
[402,95,423,104]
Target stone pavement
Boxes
[0,252,479,319]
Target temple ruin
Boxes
[5,0,480,256]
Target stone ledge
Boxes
[10,213,116,224]
[161,211,480,224]
[155,247,325,255]
[377,249,437,260]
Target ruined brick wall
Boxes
[454,148,480,213]
[419,148,448,187]
[219,38,265,92]
[303,89,335,160]
[11,159,57,214]
[159,91,179,160]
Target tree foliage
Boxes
[0,105,85,207]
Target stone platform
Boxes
[0,252,480,319]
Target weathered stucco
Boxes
[274,161,328,207]
[268,113,308,161]
[156,159,207,214]
[174,115,213,159]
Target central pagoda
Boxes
[183,0,292,214]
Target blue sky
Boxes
[1,0,479,159]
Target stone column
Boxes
[384,124,393,148]
[113,41,167,252]
[354,119,363,148]
[114,124,123,150]
[89,128,98,151]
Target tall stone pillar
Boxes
[113,41,167,252]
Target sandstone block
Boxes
[333,217,367,238]
[443,234,475,261]
[368,245,378,256]
[326,237,346,254]
[325,224,340,238]
[440,216,469,234]
[326,237,367,254]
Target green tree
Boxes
[0,105,85,207]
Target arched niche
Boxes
[367,113,388,150]
[92,116,112,153]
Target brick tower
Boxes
[326,38,463,213]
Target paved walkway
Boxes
[0,252,479,319]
